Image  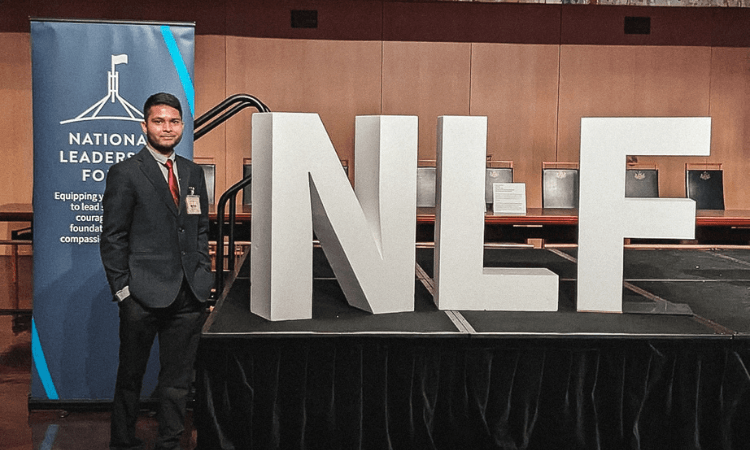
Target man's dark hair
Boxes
[143,93,182,120]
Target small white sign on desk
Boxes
[492,183,526,215]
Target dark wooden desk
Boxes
[0,203,33,313]
[0,203,33,222]
[5,203,743,229]
[210,205,750,227]
[417,207,579,243]
[418,207,578,226]
[211,206,579,225]
[421,208,750,227]
[209,206,750,245]
[694,209,750,227]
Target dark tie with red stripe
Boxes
[165,159,180,207]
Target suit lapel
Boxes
[136,148,180,216]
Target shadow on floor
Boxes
[0,313,198,450]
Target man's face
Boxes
[141,104,184,154]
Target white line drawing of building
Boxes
[60,54,144,124]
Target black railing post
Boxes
[212,175,253,299]
[228,197,237,273]
[194,93,269,300]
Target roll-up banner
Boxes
[30,19,195,402]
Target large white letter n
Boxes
[251,113,418,321]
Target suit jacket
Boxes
[100,147,213,307]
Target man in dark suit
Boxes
[100,92,213,450]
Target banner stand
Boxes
[30,18,195,403]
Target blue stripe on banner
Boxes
[160,25,195,118]
[32,318,59,400]
[39,424,60,450]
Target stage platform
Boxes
[203,247,750,339]
[196,247,750,450]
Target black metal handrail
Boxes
[213,175,253,298]
[193,93,270,299]
[194,94,270,140]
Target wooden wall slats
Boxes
[7,1,748,48]
[5,2,750,213]
[0,33,33,251]
[222,37,382,189]
[0,33,33,202]
[558,45,716,203]
[10,34,750,209]
[470,43,560,208]
[560,5,713,47]
[707,47,750,209]
[383,2,562,44]
[194,36,228,204]
[382,41,472,163]
[225,0,383,42]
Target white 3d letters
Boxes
[433,116,559,311]
[250,113,709,321]
[250,113,418,321]
[577,117,711,312]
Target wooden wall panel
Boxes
[22,0,226,35]
[470,43,560,208]
[3,2,750,220]
[709,8,750,48]
[226,0,382,41]
[0,33,32,205]
[382,41,472,163]
[558,45,712,201]
[708,47,750,209]
[194,36,228,201]
[383,2,561,44]
[558,45,639,163]
[560,5,712,47]
[0,0,30,33]
[0,33,33,251]
[633,46,712,201]
[631,47,711,117]
[224,37,382,187]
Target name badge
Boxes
[186,195,201,215]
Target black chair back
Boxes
[416,167,437,208]
[686,168,724,210]
[485,167,513,205]
[199,164,216,205]
[542,167,579,209]
[625,168,659,198]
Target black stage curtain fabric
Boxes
[196,338,750,450]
